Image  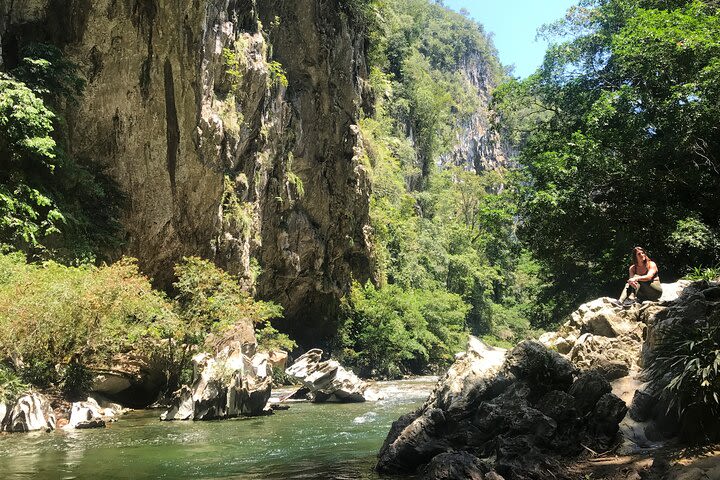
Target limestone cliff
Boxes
[1,0,373,344]
[440,52,510,173]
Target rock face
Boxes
[161,344,271,421]
[376,339,627,477]
[90,351,174,407]
[0,0,374,345]
[440,52,509,174]
[285,349,379,402]
[2,393,56,432]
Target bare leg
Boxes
[619,283,636,302]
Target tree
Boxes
[495,0,720,324]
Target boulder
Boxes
[267,350,289,371]
[161,386,194,421]
[4,393,56,432]
[88,393,127,419]
[0,401,7,430]
[67,401,106,429]
[285,349,379,402]
[420,451,486,480]
[376,339,626,476]
[161,344,271,421]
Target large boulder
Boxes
[539,281,693,382]
[3,393,56,432]
[161,344,271,421]
[285,349,380,402]
[376,338,627,477]
[539,297,653,381]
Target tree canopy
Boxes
[494,0,720,323]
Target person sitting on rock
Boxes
[619,246,663,305]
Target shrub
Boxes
[61,360,94,400]
[1,44,122,261]
[684,265,720,283]
[0,252,178,386]
[645,317,720,441]
[173,257,291,352]
[0,365,29,404]
[338,281,468,378]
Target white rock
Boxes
[160,386,194,421]
[285,349,379,402]
[0,401,7,429]
[659,280,692,302]
[67,401,105,429]
[6,393,56,432]
[161,344,271,421]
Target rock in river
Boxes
[2,393,56,432]
[285,349,380,402]
[161,344,271,421]
[376,337,627,478]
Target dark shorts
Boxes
[637,280,662,301]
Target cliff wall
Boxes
[1,0,373,344]
[440,52,510,173]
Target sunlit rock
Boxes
[5,393,56,433]
[161,344,271,421]
[67,401,105,429]
[285,349,380,402]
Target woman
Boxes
[619,246,663,304]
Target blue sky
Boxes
[442,0,578,78]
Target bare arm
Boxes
[635,262,658,282]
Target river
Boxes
[0,377,436,479]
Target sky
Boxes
[442,0,578,78]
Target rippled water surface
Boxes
[0,378,436,479]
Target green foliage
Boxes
[645,315,720,440]
[363,0,502,184]
[255,323,297,352]
[338,281,468,378]
[267,61,288,88]
[61,360,94,400]
[286,153,305,199]
[0,75,63,248]
[173,256,287,349]
[0,252,294,395]
[684,265,720,282]
[0,365,29,403]
[10,43,84,104]
[335,0,544,375]
[494,0,720,324]
[0,252,178,387]
[0,43,122,262]
[223,46,245,91]
[222,175,253,240]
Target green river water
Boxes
[0,378,436,480]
